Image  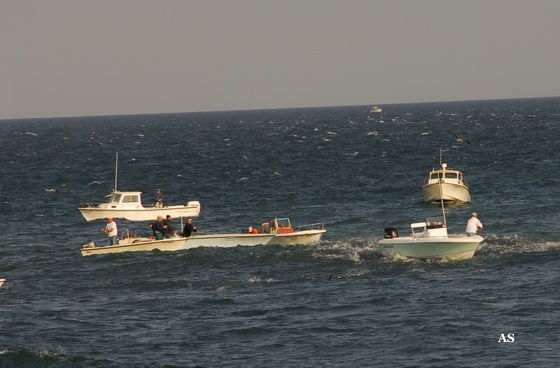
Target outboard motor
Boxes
[384,227,399,239]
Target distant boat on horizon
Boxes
[370,106,382,113]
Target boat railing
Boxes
[121,229,139,239]
[296,223,325,231]
[79,202,104,208]
[422,178,469,188]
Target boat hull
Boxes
[81,230,326,256]
[79,204,201,222]
[81,237,188,256]
[379,235,483,260]
[0,278,5,288]
[422,182,471,202]
[268,229,326,245]
[183,233,274,248]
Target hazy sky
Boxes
[2,0,560,119]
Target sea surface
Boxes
[1,97,559,367]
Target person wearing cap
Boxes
[466,212,483,237]
[153,215,165,238]
[163,215,177,238]
[182,218,198,238]
[154,189,164,208]
[102,217,118,245]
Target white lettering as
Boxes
[498,333,515,342]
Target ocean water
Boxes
[1,97,559,367]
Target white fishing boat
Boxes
[421,151,471,202]
[81,234,188,256]
[370,106,383,113]
[80,218,326,256]
[263,217,326,245]
[0,278,5,288]
[78,153,201,221]
[378,215,484,260]
[79,191,201,221]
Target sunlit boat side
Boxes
[79,191,201,221]
[264,217,326,245]
[378,215,483,260]
[422,162,471,203]
[80,218,326,256]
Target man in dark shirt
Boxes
[154,189,164,208]
[163,215,176,238]
[154,216,165,239]
[182,218,198,237]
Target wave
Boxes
[0,347,66,368]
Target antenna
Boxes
[272,182,278,220]
[438,174,447,226]
[114,152,118,192]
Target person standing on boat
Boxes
[154,189,164,208]
[182,218,198,237]
[466,213,483,237]
[102,217,118,245]
[163,215,176,238]
[154,216,165,238]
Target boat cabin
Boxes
[426,164,467,187]
[261,218,294,234]
[100,191,144,209]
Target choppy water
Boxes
[1,97,560,367]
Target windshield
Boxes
[110,194,122,204]
[426,215,445,228]
[276,218,291,229]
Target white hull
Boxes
[0,278,5,288]
[79,203,201,222]
[379,234,483,260]
[81,237,187,256]
[422,182,471,202]
[182,233,274,248]
[422,161,470,203]
[268,229,326,245]
[81,230,325,256]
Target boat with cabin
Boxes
[78,153,201,221]
[370,106,382,113]
[421,152,471,203]
[79,191,201,221]
[263,217,326,245]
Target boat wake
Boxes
[311,235,560,265]
[476,235,560,256]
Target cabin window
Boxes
[276,218,291,229]
[430,173,440,180]
[110,194,122,203]
[123,195,139,203]
[445,173,457,179]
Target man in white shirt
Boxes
[102,217,118,245]
[466,213,483,237]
